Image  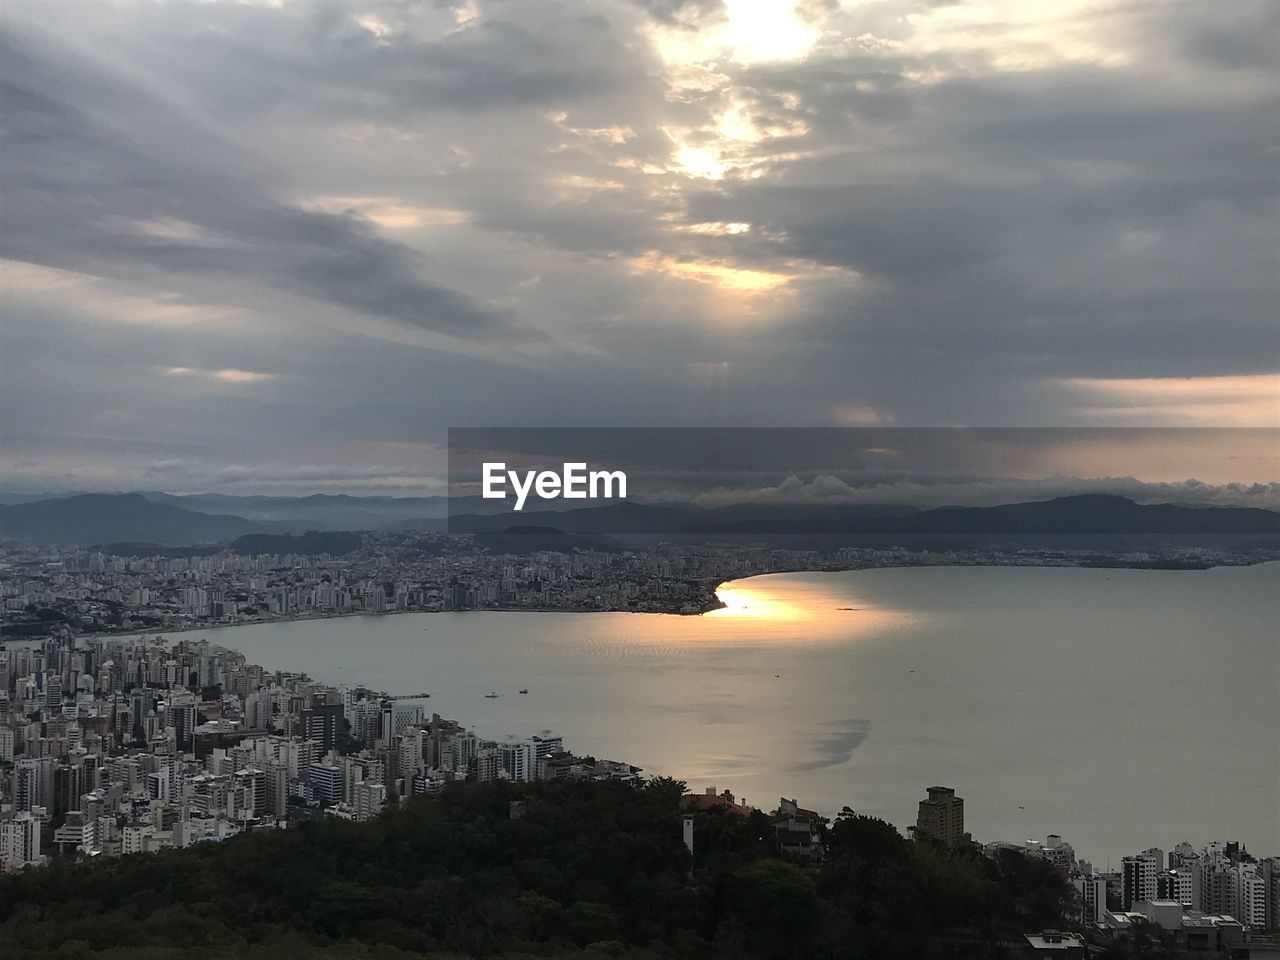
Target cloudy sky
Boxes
[1,0,1276,498]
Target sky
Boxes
[0,0,1276,499]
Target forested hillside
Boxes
[0,778,1070,959]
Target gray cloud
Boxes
[0,25,527,342]
[0,0,1274,496]
[629,0,725,28]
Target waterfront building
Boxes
[913,785,969,847]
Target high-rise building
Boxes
[45,673,62,708]
[165,693,198,753]
[353,781,386,822]
[1122,851,1162,909]
[53,762,87,817]
[0,813,44,871]
[1234,864,1268,930]
[1263,858,1280,932]
[449,732,479,774]
[1073,872,1106,922]
[13,757,54,814]
[529,733,563,778]
[264,761,290,818]
[913,786,968,846]
[398,727,425,783]
[234,768,267,817]
[0,727,16,763]
[308,762,343,806]
[498,739,536,782]
[1196,857,1237,917]
[1157,868,1194,908]
[1038,834,1075,870]
[380,702,423,746]
[474,745,498,783]
[300,703,344,754]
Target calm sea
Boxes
[183,563,1278,866]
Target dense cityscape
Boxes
[2,532,1271,637]
[0,470,1276,958]
[0,553,1277,956]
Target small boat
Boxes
[484,692,500,699]
[518,689,528,695]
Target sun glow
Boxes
[709,583,810,621]
[302,196,470,230]
[164,367,276,384]
[902,0,1135,72]
[674,221,753,236]
[629,252,793,295]
[1062,374,1280,427]
[650,0,822,68]
[705,577,912,642]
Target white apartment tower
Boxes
[1,813,44,872]
[353,781,386,822]
[1122,850,1162,909]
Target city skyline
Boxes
[2,620,1275,929]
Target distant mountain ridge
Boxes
[0,494,260,545]
[0,491,452,544]
[0,492,1277,547]
[450,494,1280,537]
[136,491,449,528]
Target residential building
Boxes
[913,786,968,847]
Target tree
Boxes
[720,860,820,959]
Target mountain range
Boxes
[0,494,261,545]
[0,491,1277,548]
[448,494,1280,537]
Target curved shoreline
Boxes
[57,556,1277,646]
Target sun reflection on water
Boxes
[704,576,910,641]
[708,583,810,621]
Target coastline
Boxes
[22,559,1278,868]
[64,554,1278,644]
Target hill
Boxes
[876,494,1280,536]
[452,495,1280,539]
[0,778,1070,960]
[140,492,449,530]
[0,494,262,545]
[5,491,1274,549]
